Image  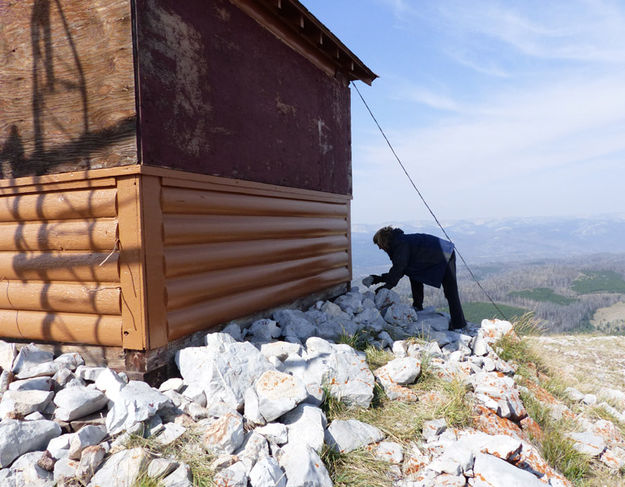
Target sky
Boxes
[302,0,625,224]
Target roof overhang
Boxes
[230,0,378,85]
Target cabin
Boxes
[0,0,376,379]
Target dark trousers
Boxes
[441,252,467,329]
[409,279,424,310]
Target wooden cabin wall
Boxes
[158,174,351,341]
[0,177,123,346]
[0,0,138,178]
[134,0,352,196]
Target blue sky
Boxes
[303,0,625,224]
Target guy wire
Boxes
[351,81,508,321]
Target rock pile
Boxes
[0,287,623,486]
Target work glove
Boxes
[362,274,383,287]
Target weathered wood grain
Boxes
[0,0,137,177]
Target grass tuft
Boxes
[541,429,592,482]
[321,445,393,487]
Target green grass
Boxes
[447,302,528,325]
[509,288,576,305]
[321,446,393,487]
[571,270,625,294]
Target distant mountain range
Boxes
[352,215,625,274]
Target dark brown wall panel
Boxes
[161,178,351,340]
[136,0,352,195]
[0,0,137,178]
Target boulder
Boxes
[54,386,108,421]
[175,339,274,410]
[106,381,172,434]
[248,319,282,342]
[161,463,193,487]
[370,441,404,463]
[0,389,54,418]
[273,309,316,341]
[325,419,385,453]
[0,340,17,372]
[252,370,308,422]
[249,456,286,487]
[8,376,53,392]
[213,461,249,487]
[278,442,332,487]
[201,411,245,455]
[373,288,402,310]
[68,425,107,460]
[566,431,606,457]
[472,452,544,486]
[76,444,106,484]
[255,423,288,445]
[280,403,327,453]
[11,344,54,378]
[87,447,151,487]
[375,357,421,385]
[480,319,514,344]
[0,419,62,468]
[147,457,179,479]
[383,303,418,326]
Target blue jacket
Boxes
[381,229,454,288]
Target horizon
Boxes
[303,1,625,224]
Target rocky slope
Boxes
[0,287,624,486]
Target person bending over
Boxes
[365,226,467,330]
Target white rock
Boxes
[106,381,172,435]
[255,423,288,445]
[0,340,17,372]
[372,441,404,463]
[68,425,107,459]
[159,377,185,393]
[182,383,206,406]
[374,288,402,310]
[87,447,151,487]
[0,419,62,468]
[214,460,249,487]
[260,342,302,361]
[11,344,53,378]
[248,319,282,341]
[566,431,606,457]
[480,319,514,344]
[253,370,308,422]
[564,387,584,402]
[54,385,108,422]
[53,368,80,389]
[47,433,73,459]
[472,335,490,356]
[0,389,54,418]
[384,303,418,326]
[582,394,597,405]
[94,368,126,400]
[76,444,107,483]
[9,451,54,486]
[176,340,274,410]
[161,463,193,487]
[156,423,186,446]
[469,371,526,421]
[201,411,245,455]
[325,419,385,453]
[419,311,451,332]
[249,456,286,487]
[354,307,386,330]
[147,457,179,478]
[472,452,545,486]
[376,357,421,385]
[422,418,447,441]
[236,431,269,471]
[334,291,364,315]
[457,432,522,461]
[222,322,243,341]
[0,369,10,393]
[75,366,108,382]
[244,386,265,425]
[54,353,84,371]
[278,442,332,487]
[602,388,625,405]
[280,403,327,453]
[54,456,80,485]
[8,376,53,391]
[275,310,316,341]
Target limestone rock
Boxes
[249,456,286,487]
[0,419,62,468]
[87,447,151,487]
[252,370,308,422]
[11,345,54,379]
[384,303,418,326]
[106,381,172,434]
[422,418,447,442]
[325,419,385,453]
[213,461,249,487]
[472,452,544,486]
[68,425,107,460]
[161,463,193,487]
[8,376,53,392]
[76,444,106,484]
[248,319,282,342]
[201,411,245,455]
[566,431,606,457]
[147,457,179,479]
[0,340,17,372]
[278,442,332,487]
[0,389,54,418]
[374,288,402,310]
[370,441,404,464]
[55,386,108,422]
[280,403,327,452]
[176,338,274,410]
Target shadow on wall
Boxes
[0,0,138,355]
[0,0,136,179]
